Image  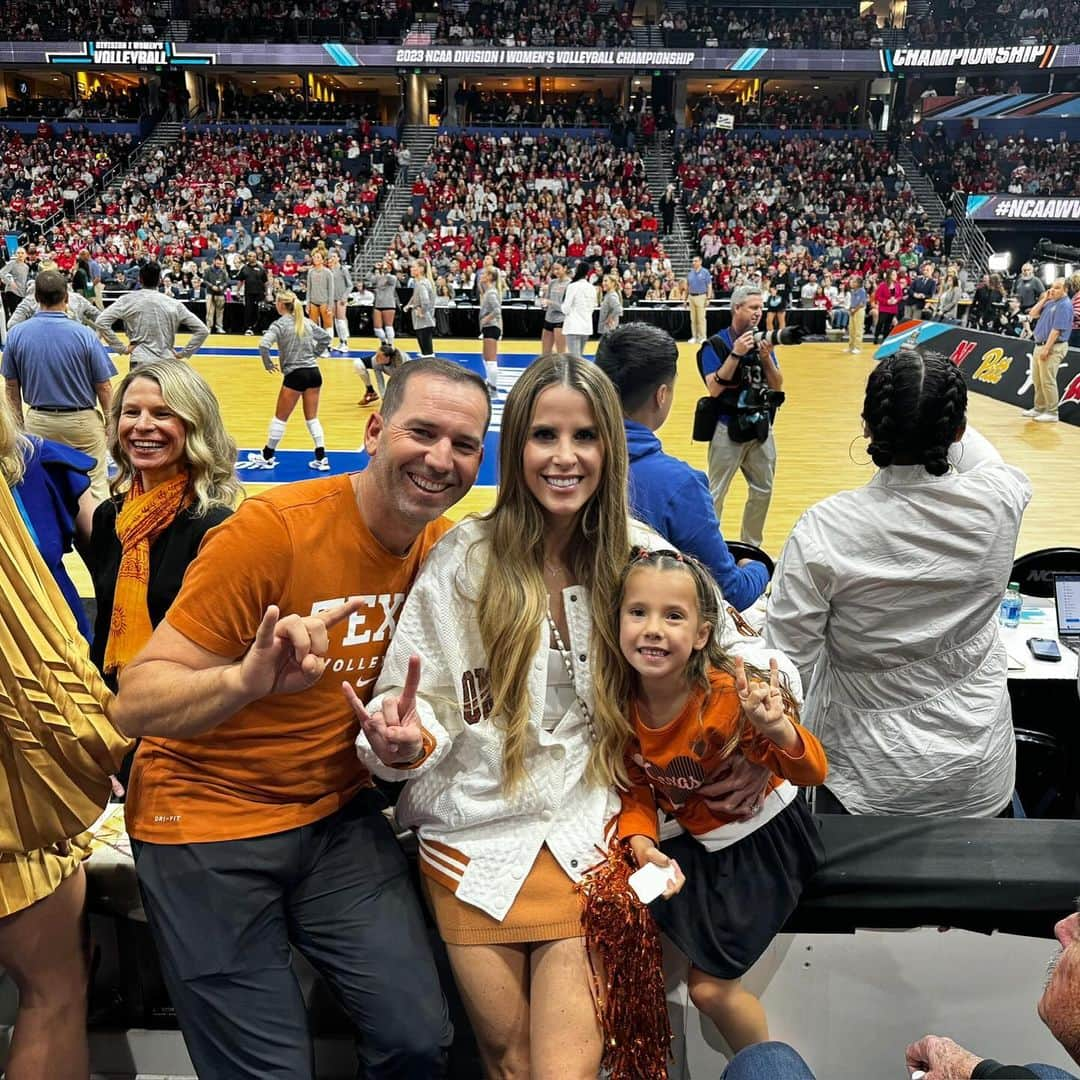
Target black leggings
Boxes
[415,327,435,357]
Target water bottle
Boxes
[999,582,1023,629]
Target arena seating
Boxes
[663,5,881,48]
[451,90,619,128]
[29,127,393,294]
[212,89,379,126]
[673,130,938,291]
[688,90,865,130]
[380,130,681,300]
[432,0,634,47]
[186,0,411,43]
[906,0,1080,46]
[8,0,167,40]
[0,89,152,122]
[911,131,1080,197]
[0,127,137,240]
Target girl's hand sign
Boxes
[344,654,425,766]
[734,656,785,736]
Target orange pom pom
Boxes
[576,840,672,1080]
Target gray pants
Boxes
[706,421,777,548]
[133,790,452,1079]
[564,333,588,357]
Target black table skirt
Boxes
[169,300,829,340]
[788,814,1080,938]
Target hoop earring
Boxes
[848,435,873,466]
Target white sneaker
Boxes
[245,329,254,336]
[237,452,277,470]
[1033,412,1059,423]
[1021,407,1039,418]
[308,458,331,470]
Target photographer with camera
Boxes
[697,284,798,548]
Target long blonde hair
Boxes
[108,361,242,515]
[592,549,800,785]
[276,290,307,338]
[474,354,630,794]
[0,393,30,488]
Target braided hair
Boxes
[862,346,967,477]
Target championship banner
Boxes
[6,38,1080,72]
[874,319,1080,427]
[966,194,1080,222]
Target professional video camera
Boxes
[1034,238,1080,262]
[752,326,805,347]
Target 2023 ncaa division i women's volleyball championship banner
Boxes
[875,320,1080,427]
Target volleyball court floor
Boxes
[63,332,1080,596]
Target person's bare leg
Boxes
[0,865,89,1079]
[529,937,603,1080]
[688,967,768,1053]
[446,942,531,1079]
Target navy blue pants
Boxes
[133,790,452,1079]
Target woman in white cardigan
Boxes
[351,354,800,1077]
[764,346,1032,817]
[560,261,598,357]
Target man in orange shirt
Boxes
[113,359,491,1079]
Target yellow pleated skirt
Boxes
[0,832,93,918]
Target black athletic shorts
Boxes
[283,367,324,392]
[542,319,564,333]
[482,326,502,340]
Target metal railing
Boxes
[952,190,995,279]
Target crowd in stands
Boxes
[913,129,1080,197]
[432,0,636,47]
[672,129,937,302]
[0,127,136,237]
[25,127,393,299]
[185,0,411,42]
[207,86,380,126]
[376,130,679,300]
[906,0,1080,46]
[688,90,866,131]
[8,0,166,40]
[452,89,621,128]
[0,86,153,123]
[664,5,881,48]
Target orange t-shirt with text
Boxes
[125,474,452,844]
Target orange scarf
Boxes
[103,471,190,675]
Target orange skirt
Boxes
[422,845,584,946]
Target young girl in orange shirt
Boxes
[594,548,828,1054]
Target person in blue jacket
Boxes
[594,323,769,611]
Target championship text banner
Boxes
[4,39,1080,71]
[966,194,1080,222]
[875,320,1080,427]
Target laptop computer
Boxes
[1053,573,1080,657]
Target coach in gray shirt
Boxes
[8,260,101,331]
[96,261,209,366]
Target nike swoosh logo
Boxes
[355,678,376,688]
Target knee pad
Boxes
[306,419,325,446]
[267,417,287,445]
[374,326,386,342]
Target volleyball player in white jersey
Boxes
[240,291,332,472]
